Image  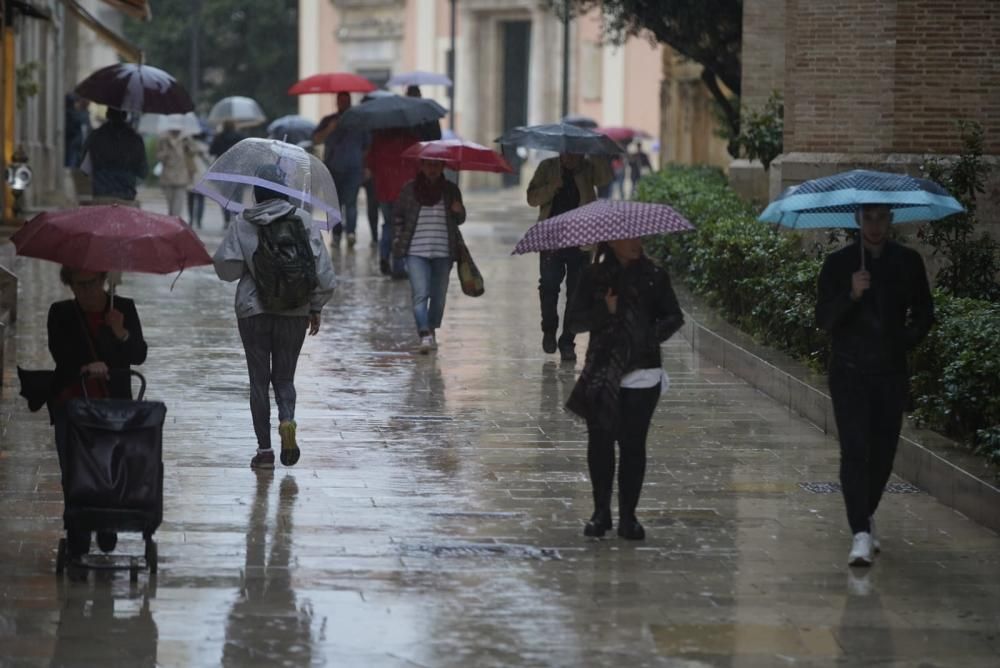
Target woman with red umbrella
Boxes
[48,267,148,557]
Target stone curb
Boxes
[675,287,1000,534]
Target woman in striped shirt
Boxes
[392,159,467,352]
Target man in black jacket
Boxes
[816,203,934,567]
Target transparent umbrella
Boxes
[193,138,341,229]
[137,112,202,136]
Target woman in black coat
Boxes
[48,266,148,556]
[565,239,684,540]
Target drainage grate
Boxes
[429,511,526,519]
[799,481,923,495]
[400,542,561,560]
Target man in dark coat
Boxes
[80,108,147,201]
[816,203,934,567]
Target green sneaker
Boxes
[279,420,300,466]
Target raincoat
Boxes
[213,200,336,319]
[527,156,614,221]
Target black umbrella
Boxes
[76,63,194,114]
[562,114,598,129]
[335,95,447,132]
[496,122,625,155]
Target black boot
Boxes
[96,531,118,553]
[542,331,557,354]
[617,516,645,540]
[583,508,613,537]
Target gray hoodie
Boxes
[213,199,336,319]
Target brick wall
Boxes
[784,0,1000,155]
[740,0,786,113]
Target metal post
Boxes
[561,0,569,118]
[189,0,201,104]
[448,0,456,130]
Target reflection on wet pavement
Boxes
[1,189,998,666]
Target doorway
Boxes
[500,20,530,187]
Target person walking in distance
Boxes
[816,203,933,566]
[213,165,336,470]
[210,122,247,227]
[313,92,370,249]
[527,152,613,361]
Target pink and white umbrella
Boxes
[512,200,693,255]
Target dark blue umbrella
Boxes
[267,115,317,144]
[759,170,963,229]
[496,122,624,155]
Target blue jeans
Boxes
[406,255,452,333]
[379,202,405,273]
[332,169,362,235]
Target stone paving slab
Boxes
[0,189,998,667]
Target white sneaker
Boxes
[869,516,881,553]
[848,532,874,567]
[429,332,438,350]
[419,336,433,354]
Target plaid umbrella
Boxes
[512,200,693,255]
[759,169,963,229]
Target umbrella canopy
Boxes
[362,89,397,102]
[759,169,964,229]
[193,138,341,228]
[267,115,317,144]
[208,96,267,128]
[402,139,512,173]
[137,112,202,137]
[386,71,453,88]
[497,122,625,156]
[75,63,193,114]
[335,95,447,132]
[11,205,213,274]
[513,200,694,254]
[597,126,652,143]
[288,72,376,95]
[562,114,598,129]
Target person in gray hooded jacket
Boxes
[213,178,336,470]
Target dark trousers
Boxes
[363,178,379,241]
[586,385,660,520]
[539,247,586,345]
[829,365,908,534]
[187,191,205,228]
[332,168,362,235]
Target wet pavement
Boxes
[1,188,999,667]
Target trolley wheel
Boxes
[129,557,139,583]
[56,538,67,575]
[145,540,158,574]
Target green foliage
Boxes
[15,62,41,110]
[736,91,783,171]
[639,165,1000,463]
[557,0,743,155]
[911,293,1000,463]
[123,0,299,120]
[636,165,830,368]
[918,121,1000,301]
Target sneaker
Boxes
[379,259,391,275]
[346,233,357,248]
[848,532,874,567]
[542,331,557,354]
[419,335,434,354]
[870,516,881,553]
[279,421,300,466]
[429,331,438,350]
[251,448,275,470]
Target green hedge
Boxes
[636,165,1000,464]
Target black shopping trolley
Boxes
[55,371,166,580]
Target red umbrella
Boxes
[402,139,513,173]
[597,126,652,143]
[12,205,213,275]
[288,73,376,95]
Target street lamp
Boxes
[448,0,456,130]
[561,0,570,118]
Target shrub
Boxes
[911,293,1000,463]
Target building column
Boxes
[297,0,321,121]
[601,44,625,126]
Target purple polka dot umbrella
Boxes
[512,200,694,254]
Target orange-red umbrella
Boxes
[288,73,376,95]
[402,139,513,173]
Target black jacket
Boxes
[48,296,148,399]
[567,255,684,371]
[816,241,933,374]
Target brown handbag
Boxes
[455,229,485,297]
